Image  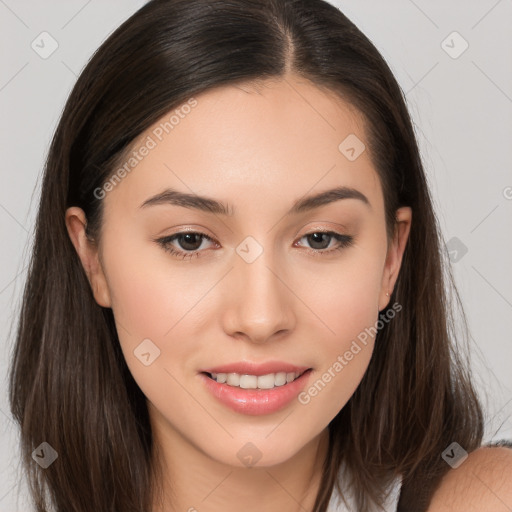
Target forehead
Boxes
[104,75,383,216]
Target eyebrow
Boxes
[139,185,371,215]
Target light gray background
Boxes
[1,1,511,510]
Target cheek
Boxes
[296,245,385,345]
[99,233,211,386]
[101,228,210,339]
[293,248,385,415]
[106,260,177,341]
[295,282,380,425]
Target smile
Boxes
[200,368,313,415]
[206,370,308,389]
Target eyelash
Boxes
[155,230,354,260]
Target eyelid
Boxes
[294,221,350,237]
[157,225,216,237]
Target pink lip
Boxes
[199,368,313,416]
[200,361,310,376]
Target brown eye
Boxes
[174,233,204,251]
[295,231,354,254]
[305,232,333,250]
[156,232,216,260]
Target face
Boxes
[66,74,411,469]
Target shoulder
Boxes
[427,445,512,511]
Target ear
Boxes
[65,207,112,308]
[378,206,412,312]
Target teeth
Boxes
[275,372,287,386]
[227,373,240,386]
[209,370,305,389]
[257,373,276,389]
[240,374,258,389]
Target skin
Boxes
[428,446,512,511]
[66,73,414,511]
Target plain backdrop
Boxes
[1,1,511,510]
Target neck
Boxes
[149,408,330,512]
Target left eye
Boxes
[295,231,354,252]
[155,230,354,260]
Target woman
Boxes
[8,0,512,511]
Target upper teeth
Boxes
[210,371,304,389]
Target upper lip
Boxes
[200,361,311,376]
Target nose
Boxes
[220,248,297,345]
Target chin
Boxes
[203,430,316,469]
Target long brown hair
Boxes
[8,1,484,511]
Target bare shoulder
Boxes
[427,445,512,511]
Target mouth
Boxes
[202,369,310,390]
[199,368,313,415]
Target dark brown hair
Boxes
[9,1,485,511]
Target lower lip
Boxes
[200,370,312,416]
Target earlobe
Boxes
[65,207,112,308]
[378,206,412,311]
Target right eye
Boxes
[155,232,218,260]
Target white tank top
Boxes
[327,463,402,511]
